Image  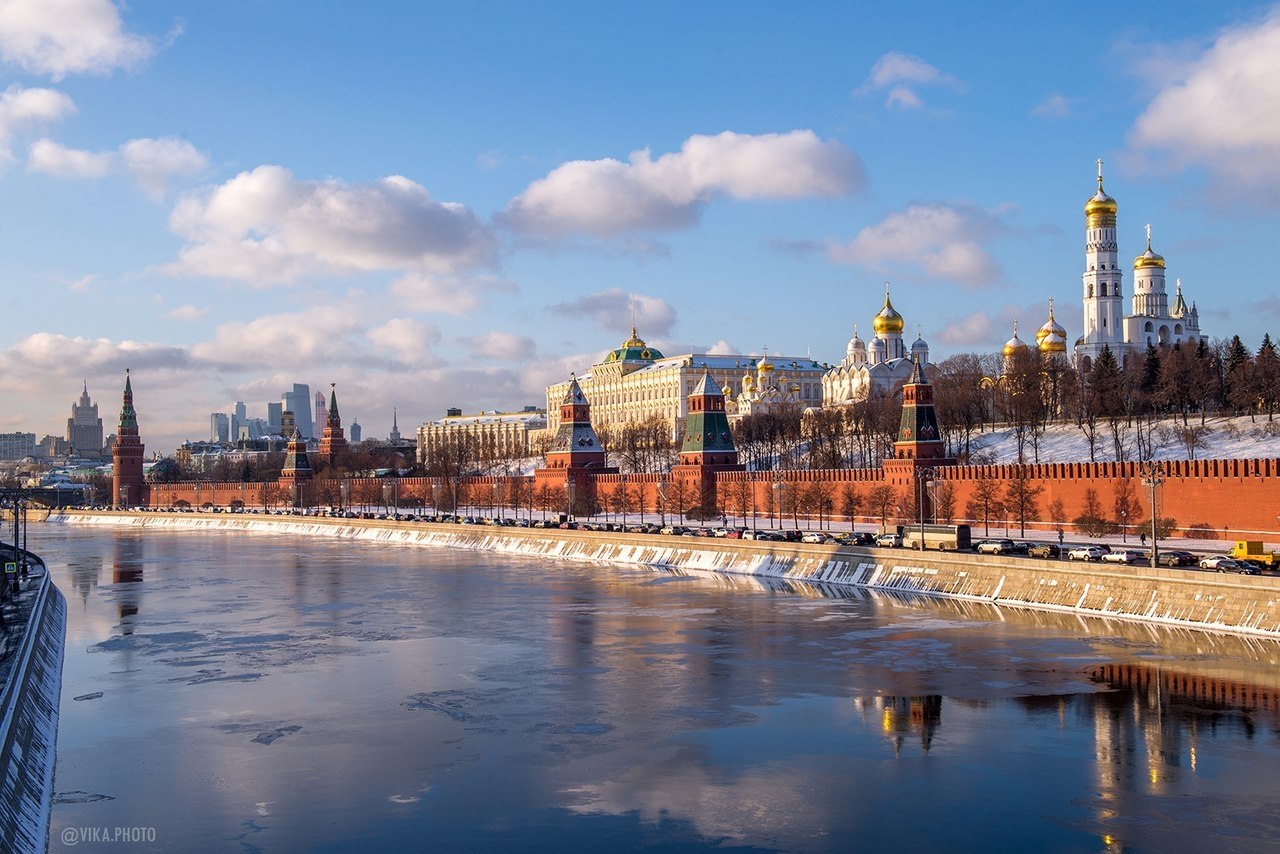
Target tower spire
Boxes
[1097,157,1104,190]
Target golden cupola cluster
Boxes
[872,284,905,335]
[1036,299,1068,354]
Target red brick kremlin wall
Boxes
[140,457,1280,540]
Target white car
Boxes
[874,532,902,548]
[1102,549,1146,564]
[1068,546,1107,561]
[801,532,830,544]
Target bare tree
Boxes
[965,478,1005,537]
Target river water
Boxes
[31,524,1280,852]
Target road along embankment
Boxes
[0,550,66,854]
[50,511,1280,639]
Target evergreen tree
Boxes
[1224,335,1252,416]
[1256,334,1280,421]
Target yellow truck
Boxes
[1228,541,1280,567]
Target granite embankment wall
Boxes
[0,550,66,854]
[53,511,1280,639]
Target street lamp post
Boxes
[916,466,937,550]
[431,481,442,520]
[383,482,393,516]
[494,481,504,524]
[619,475,628,528]
[1142,461,1165,569]
[1120,509,1127,543]
[566,480,576,522]
[341,478,350,513]
[658,478,667,527]
[772,481,786,531]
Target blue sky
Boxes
[1,1,1278,453]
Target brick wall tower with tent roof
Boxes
[534,375,616,515]
[112,370,147,508]
[317,383,348,466]
[670,370,744,515]
[882,354,955,521]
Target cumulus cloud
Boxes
[388,272,516,316]
[1128,10,1280,207]
[366,317,440,365]
[548,288,677,337]
[0,0,155,79]
[0,84,74,161]
[459,331,536,361]
[501,130,865,237]
[853,52,963,109]
[935,311,998,346]
[189,304,372,371]
[829,203,1004,287]
[29,135,207,197]
[2,331,187,375]
[166,304,206,321]
[167,166,499,283]
[1031,94,1070,118]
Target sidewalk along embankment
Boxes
[50,511,1280,639]
[0,548,66,854]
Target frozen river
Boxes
[34,524,1280,852]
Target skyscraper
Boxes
[232,401,247,444]
[267,402,283,434]
[210,413,230,443]
[282,384,313,439]
[67,381,104,457]
[315,391,327,438]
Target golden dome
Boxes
[872,284,904,335]
[1036,298,1067,345]
[757,348,774,373]
[1003,321,1030,358]
[1134,228,1165,269]
[1085,161,1117,218]
[1039,332,1068,354]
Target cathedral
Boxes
[1073,160,1202,369]
[821,284,930,405]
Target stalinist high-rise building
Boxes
[67,381,104,457]
[1075,160,1202,369]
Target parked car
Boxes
[1068,545,1107,561]
[801,532,832,544]
[975,539,1016,555]
[1158,550,1197,567]
[1026,543,1060,559]
[1102,548,1147,564]
[847,531,876,546]
[874,532,902,548]
[1198,554,1236,570]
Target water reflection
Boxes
[33,526,1280,852]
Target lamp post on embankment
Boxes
[916,466,937,550]
[1142,461,1164,568]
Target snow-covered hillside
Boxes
[967,415,1280,465]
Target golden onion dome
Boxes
[1002,321,1030,358]
[1085,161,1117,218]
[872,285,904,335]
[1134,229,1165,269]
[1039,331,1068,354]
[1075,335,1085,348]
[1036,299,1067,345]
[757,349,774,373]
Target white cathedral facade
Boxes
[821,285,930,405]
[1074,161,1202,368]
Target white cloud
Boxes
[0,84,74,161]
[548,288,678,336]
[501,130,865,237]
[28,137,112,176]
[2,331,187,375]
[189,304,371,371]
[829,203,1003,287]
[0,0,154,79]
[366,317,440,365]
[167,166,499,283]
[460,331,536,361]
[935,311,997,346]
[705,339,738,356]
[28,134,207,197]
[1031,94,1070,118]
[166,304,207,321]
[120,137,207,198]
[854,52,963,109]
[1128,10,1280,207]
[387,272,515,316]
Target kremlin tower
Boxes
[112,370,146,508]
[671,371,744,512]
[535,375,617,515]
[317,383,348,466]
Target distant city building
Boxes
[66,382,104,457]
[314,391,327,438]
[282,384,313,439]
[267,402,283,434]
[389,408,402,445]
[37,435,70,459]
[232,401,247,444]
[0,432,37,460]
[210,412,230,443]
[544,326,824,441]
[1075,160,1203,368]
[822,285,931,405]
[416,407,547,465]
[349,419,362,444]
